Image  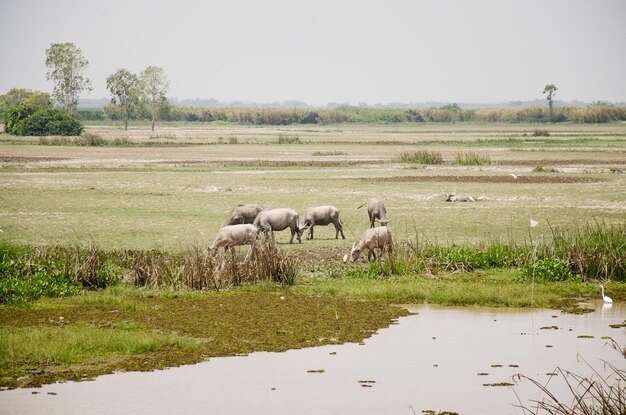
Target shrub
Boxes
[454,152,491,166]
[395,150,443,164]
[277,134,301,144]
[532,165,557,173]
[16,108,83,136]
[531,129,550,137]
[4,102,38,134]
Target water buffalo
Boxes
[343,226,393,263]
[357,198,390,228]
[208,224,258,255]
[299,205,345,240]
[253,208,302,244]
[224,204,264,226]
[443,193,475,202]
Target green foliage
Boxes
[140,65,169,131]
[394,150,443,164]
[4,102,38,134]
[0,244,121,306]
[454,152,491,165]
[522,258,577,282]
[45,43,92,116]
[77,104,626,125]
[13,108,83,136]
[4,96,82,136]
[0,88,51,122]
[106,68,140,131]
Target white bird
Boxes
[530,219,539,228]
[600,285,613,303]
[509,173,518,179]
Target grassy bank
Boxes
[0,290,407,389]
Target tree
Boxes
[0,88,51,122]
[45,43,92,116]
[106,69,140,131]
[140,66,169,131]
[543,84,557,122]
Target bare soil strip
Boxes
[361,175,607,184]
[503,159,625,166]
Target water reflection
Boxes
[1,302,624,415]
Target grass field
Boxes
[1,122,625,251]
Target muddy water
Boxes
[2,302,624,415]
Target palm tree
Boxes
[543,84,557,122]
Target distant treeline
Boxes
[77,104,626,125]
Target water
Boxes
[2,302,624,415]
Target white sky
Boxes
[1,0,625,105]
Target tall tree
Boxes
[45,43,92,116]
[543,84,557,122]
[106,69,140,131]
[140,66,169,131]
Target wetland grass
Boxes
[454,152,491,166]
[394,150,443,164]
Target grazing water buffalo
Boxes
[443,193,475,202]
[224,204,264,226]
[208,224,258,255]
[253,208,302,244]
[357,198,390,228]
[299,205,345,240]
[343,226,393,263]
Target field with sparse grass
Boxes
[1,122,625,250]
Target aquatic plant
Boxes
[514,340,625,415]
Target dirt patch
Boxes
[361,175,607,184]
[503,159,626,166]
[0,156,68,163]
[155,159,386,167]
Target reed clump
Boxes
[0,238,301,305]
[514,340,625,415]
[454,152,491,166]
[394,150,443,165]
[352,222,625,282]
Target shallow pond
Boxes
[2,302,624,415]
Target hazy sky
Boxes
[1,0,625,105]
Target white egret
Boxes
[600,285,613,303]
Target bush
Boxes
[277,134,301,144]
[454,152,491,166]
[531,129,550,137]
[14,108,83,136]
[395,150,443,164]
[4,102,38,134]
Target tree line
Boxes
[77,103,626,125]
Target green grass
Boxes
[294,268,600,308]
[0,324,202,366]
